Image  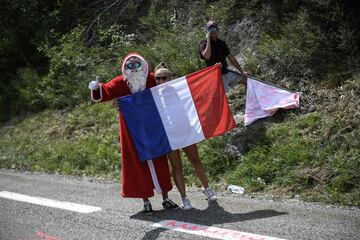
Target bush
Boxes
[41,27,117,109]
[251,1,360,85]
[0,102,121,178]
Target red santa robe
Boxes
[91,68,173,198]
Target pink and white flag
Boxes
[245,78,300,126]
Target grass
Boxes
[223,77,360,207]
[0,102,121,179]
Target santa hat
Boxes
[121,52,149,79]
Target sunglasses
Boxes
[125,62,141,70]
[207,26,218,33]
[155,76,169,81]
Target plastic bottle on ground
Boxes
[228,185,245,194]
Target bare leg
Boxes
[168,150,186,198]
[183,144,209,189]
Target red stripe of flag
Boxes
[186,65,236,138]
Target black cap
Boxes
[206,21,218,32]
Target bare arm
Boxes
[228,53,248,88]
[227,53,244,74]
[201,33,212,60]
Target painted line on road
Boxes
[0,191,101,214]
[153,220,286,240]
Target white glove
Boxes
[88,76,100,90]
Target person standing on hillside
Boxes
[199,20,248,92]
[88,52,179,214]
[154,62,217,210]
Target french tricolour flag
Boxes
[118,65,236,161]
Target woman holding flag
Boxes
[154,63,217,210]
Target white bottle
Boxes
[228,185,245,194]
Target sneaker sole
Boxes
[207,196,217,202]
[181,207,192,210]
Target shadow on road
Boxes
[130,200,288,240]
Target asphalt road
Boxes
[0,169,359,240]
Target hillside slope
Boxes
[1,76,359,207]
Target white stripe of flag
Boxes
[151,76,205,149]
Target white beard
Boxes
[124,66,147,93]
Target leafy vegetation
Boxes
[1,0,359,207]
[0,103,121,178]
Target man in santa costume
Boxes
[88,52,179,214]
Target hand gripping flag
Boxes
[118,65,236,161]
[245,78,300,126]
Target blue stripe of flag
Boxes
[118,89,172,161]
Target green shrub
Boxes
[0,102,121,178]
[40,26,134,109]
[252,1,359,85]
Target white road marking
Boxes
[153,220,286,240]
[0,191,101,213]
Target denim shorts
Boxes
[222,70,245,92]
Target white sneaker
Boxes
[181,197,192,210]
[202,187,217,201]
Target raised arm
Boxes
[227,53,245,74]
[89,76,128,102]
[201,34,212,60]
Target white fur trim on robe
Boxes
[91,84,103,102]
[146,160,162,194]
